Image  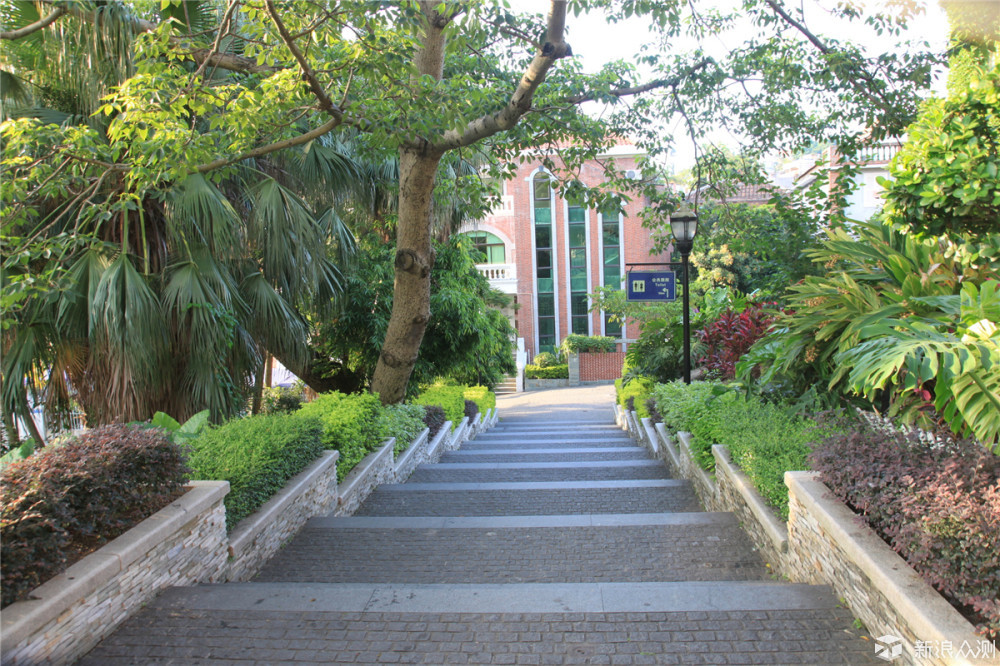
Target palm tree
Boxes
[1,1,357,435]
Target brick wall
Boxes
[579,351,626,381]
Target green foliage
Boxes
[462,386,496,414]
[150,410,210,444]
[187,413,324,530]
[297,392,383,481]
[652,381,827,518]
[260,385,306,414]
[881,59,1000,239]
[375,403,427,456]
[532,352,559,368]
[524,364,569,379]
[615,376,657,419]
[313,236,515,393]
[1,424,188,606]
[560,334,617,354]
[738,220,1000,449]
[412,385,467,427]
[0,440,35,470]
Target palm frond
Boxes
[165,173,243,259]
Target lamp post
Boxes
[670,209,699,384]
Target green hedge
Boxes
[186,413,324,530]
[615,376,656,419]
[561,334,617,354]
[413,385,466,426]
[376,403,427,456]
[651,381,828,519]
[298,392,383,482]
[525,364,569,379]
[463,386,496,414]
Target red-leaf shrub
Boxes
[422,405,447,438]
[1,424,189,607]
[697,304,774,380]
[811,420,1000,639]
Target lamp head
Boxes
[670,207,698,255]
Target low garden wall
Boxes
[1,409,499,666]
[578,351,625,382]
[619,409,994,666]
[525,377,569,390]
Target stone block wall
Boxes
[334,441,395,517]
[1,481,230,665]
[225,451,340,582]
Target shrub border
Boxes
[617,407,990,666]
[2,409,500,666]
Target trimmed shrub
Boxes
[186,413,324,530]
[533,351,559,368]
[376,403,427,456]
[464,399,479,421]
[298,392,384,482]
[615,376,656,419]
[561,334,617,354]
[1,425,189,607]
[811,421,1000,639]
[463,386,496,414]
[422,405,447,438]
[413,385,466,426]
[525,364,568,379]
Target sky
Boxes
[510,0,954,170]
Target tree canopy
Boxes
[2,0,945,421]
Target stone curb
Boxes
[393,428,430,480]
[713,445,788,556]
[786,472,992,666]
[1,481,229,660]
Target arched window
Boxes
[463,231,506,264]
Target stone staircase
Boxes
[494,375,518,395]
[79,417,878,664]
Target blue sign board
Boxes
[626,271,676,302]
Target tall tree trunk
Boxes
[370,149,442,404]
[251,354,266,415]
[370,3,448,404]
[2,407,20,449]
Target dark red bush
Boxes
[464,399,479,421]
[697,304,774,380]
[1,424,189,607]
[811,420,1000,640]
[422,405,447,438]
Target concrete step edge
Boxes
[306,512,735,529]
[415,460,661,470]
[153,581,840,614]
[379,479,689,491]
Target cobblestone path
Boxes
[79,387,877,665]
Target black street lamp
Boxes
[671,208,699,384]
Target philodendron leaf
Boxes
[151,411,182,432]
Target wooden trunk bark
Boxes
[370,149,442,404]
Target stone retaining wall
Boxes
[1,481,230,665]
[225,450,340,582]
[2,411,501,665]
[620,413,993,666]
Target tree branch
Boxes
[195,115,344,173]
[432,0,572,151]
[1,6,65,40]
[564,58,713,104]
[264,0,340,117]
[760,0,830,54]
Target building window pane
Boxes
[572,317,589,334]
[605,315,622,337]
[534,175,551,200]
[535,226,551,248]
[537,276,553,293]
[534,207,551,225]
[537,294,554,316]
[538,318,555,336]
[604,247,619,266]
[603,272,621,288]
[569,225,586,247]
[568,206,586,223]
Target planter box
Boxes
[225,450,340,582]
[622,415,993,666]
[1,481,230,666]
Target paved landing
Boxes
[79,385,878,665]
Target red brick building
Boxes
[458,143,671,361]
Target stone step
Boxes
[353,482,701,517]
[492,422,623,432]
[461,438,635,449]
[440,447,650,463]
[79,590,879,665]
[254,521,767,584]
[406,460,669,483]
[132,580,844,614]
[307,512,736,529]
[480,427,625,437]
